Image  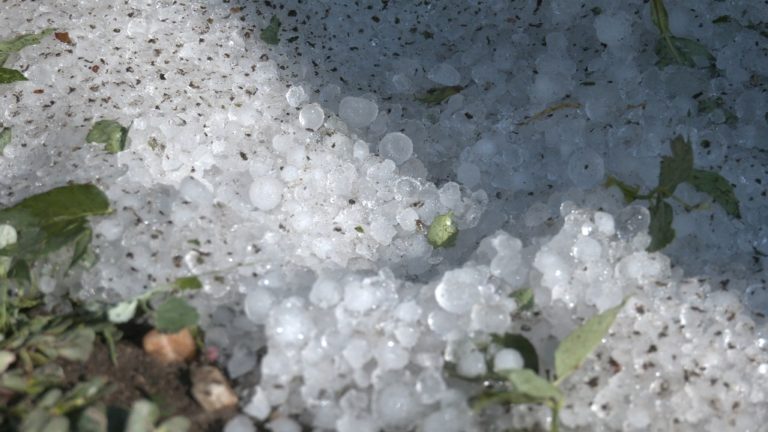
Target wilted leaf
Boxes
[154,297,199,333]
[0,350,15,373]
[473,369,562,412]
[76,405,108,432]
[687,169,741,218]
[156,416,192,432]
[68,226,93,270]
[648,198,675,252]
[0,127,10,155]
[52,377,110,415]
[0,67,27,84]
[554,298,628,385]
[657,135,693,197]
[260,16,281,45]
[604,176,640,203]
[0,29,55,66]
[53,32,73,45]
[415,85,463,106]
[125,400,160,432]
[510,287,534,312]
[86,120,128,154]
[427,211,458,248]
[53,327,95,362]
[108,300,138,324]
[492,333,539,373]
[172,276,202,291]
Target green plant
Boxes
[0,29,55,84]
[427,211,459,248]
[649,0,716,71]
[470,298,630,432]
[605,135,740,251]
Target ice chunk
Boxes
[285,85,308,107]
[249,176,284,211]
[339,96,379,129]
[457,349,486,377]
[493,348,524,372]
[374,339,409,370]
[224,415,256,432]
[456,162,481,188]
[427,62,461,86]
[416,368,446,404]
[594,12,633,47]
[243,387,271,420]
[309,276,341,308]
[179,176,213,206]
[266,298,315,347]
[375,382,419,427]
[343,337,372,369]
[568,148,605,188]
[244,287,274,324]
[299,103,325,130]
[434,268,485,314]
[379,132,413,165]
[267,417,300,432]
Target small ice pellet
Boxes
[567,148,605,188]
[285,85,308,107]
[379,132,413,165]
[427,62,461,86]
[223,415,256,432]
[249,176,284,211]
[493,348,524,372]
[299,103,325,130]
[339,96,379,129]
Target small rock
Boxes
[191,365,239,412]
[142,328,197,364]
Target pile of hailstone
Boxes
[1,0,767,431]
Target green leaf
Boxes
[108,300,138,324]
[154,297,199,333]
[260,16,281,45]
[172,276,202,291]
[68,226,93,270]
[354,225,364,233]
[655,36,715,69]
[415,85,464,106]
[0,184,110,260]
[604,176,640,203]
[657,135,693,197]
[76,405,108,432]
[687,169,741,218]
[0,349,15,373]
[712,15,732,24]
[53,327,95,362]
[427,211,459,248]
[125,400,159,432]
[86,120,128,154]
[0,67,27,83]
[510,287,534,312]
[0,127,11,155]
[473,369,562,412]
[492,333,539,373]
[648,197,675,252]
[52,377,110,415]
[0,29,55,67]
[649,0,670,35]
[554,298,628,385]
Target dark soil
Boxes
[61,325,237,432]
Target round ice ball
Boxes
[427,62,461,86]
[435,268,484,314]
[224,415,256,432]
[339,96,378,129]
[244,287,274,324]
[249,176,284,211]
[266,298,315,347]
[375,382,419,427]
[285,85,308,107]
[567,148,605,188]
[299,103,324,130]
[379,132,413,165]
[493,348,524,372]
